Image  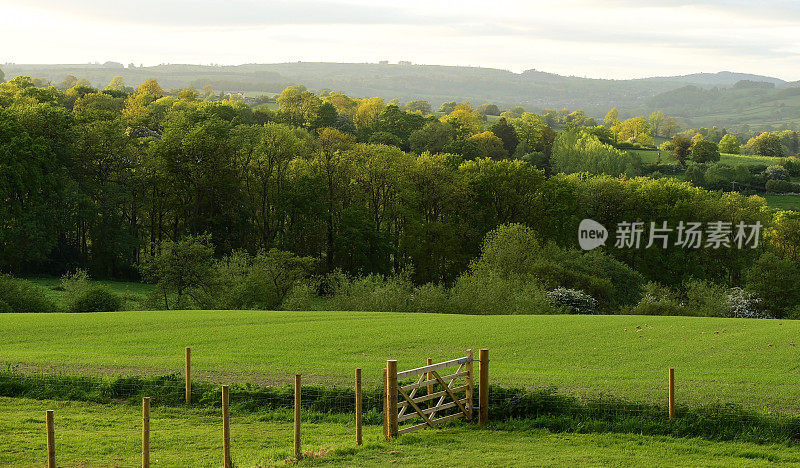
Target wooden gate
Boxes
[384,349,488,438]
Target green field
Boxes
[630,149,783,167]
[2,311,798,411]
[4,397,800,467]
[25,278,153,310]
[763,194,800,211]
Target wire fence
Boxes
[3,349,800,466]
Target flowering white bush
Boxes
[724,287,771,319]
[546,288,597,315]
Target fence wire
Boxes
[3,354,800,466]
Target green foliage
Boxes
[210,249,315,310]
[551,128,636,176]
[746,252,800,318]
[0,275,57,313]
[764,164,790,181]
[691,140,720,163]
[765,179,798,193]
[546,287,596,314]
[138,235,215,309]
[408,120,455,154]
[671,135,693,165]
[718,134,740,154]
[69,286,123,313]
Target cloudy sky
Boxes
[1,0,799,80]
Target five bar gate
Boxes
[384,348,488,438]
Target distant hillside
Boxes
[3,62,798,129]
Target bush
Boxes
[0,301,12,314]
[280,282,318,311]
[764,164,790,181]
[0,275,57,313]
[546,288,596,314]
[765,179,798,193]
[724,287,770,319]
[69,286,123,313]
[449,272,557,315]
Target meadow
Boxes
[4,397,800,467]
[2,310,798,412]
[629,148,784,167]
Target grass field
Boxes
[26,278,153,310]
[4,397,800,467]
[763,194,800,211]
[2,311,799,412]
[629,149,783,167]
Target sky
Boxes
[1,0,799,81]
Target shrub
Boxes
[781,157,800,176]
[765,179,798,193]
[211,249,315,310]
[280,282,318,311]
[69,286,123,313]
[764,164,790,181]
[724,287,770,319]
[449,272,556,315]
[0,301,12,314]
[691,140,720,163]
[0,276,57,313]
[61,269,91,311]
[324,271,414,312]
[546,288,597,314]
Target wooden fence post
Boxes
[355,368,363,445]
[185,347,191,405]
[294,374,302,459]
[142,397,150,468]
[479,349,489,424]
[45,410,55,468]
[426,358,434,409]
[382,368,388,440]
[386,360,398,439]
[465,349,474,421]
[668,368,675,419]
[222,385,231,468]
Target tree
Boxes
[718,134,740,154]
[0,67,4,83]
[617,116,653,145]
[139,235,215,309]
[489,117,519,155]
[746,132,784,157]
[440,103,482,139]
[438,101,456,114]
[478,103,500,116]
[276,85,322,128]
[604,108,620,127]
[311,101,338,130]
[105,76,125,92]
[691,140,720,163]
[746,252,800,318]
[135,79,164,98]
[468,131,507,159]
[354,97,385,130]
[648,110,665,137]
[671,136,693,166]
[662,116,680,138]
[405,100,431,115]
[408,121,455,154]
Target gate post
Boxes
[386,360,398,438]
[479,349,489,424]
[465,349,474,420]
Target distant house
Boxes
[379,60,389,65]
[398,61,412,66]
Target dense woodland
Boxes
[3,71,800,317]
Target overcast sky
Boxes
[1,0,799,80]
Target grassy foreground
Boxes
[4,397,800,467]
[1,311,799,411]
